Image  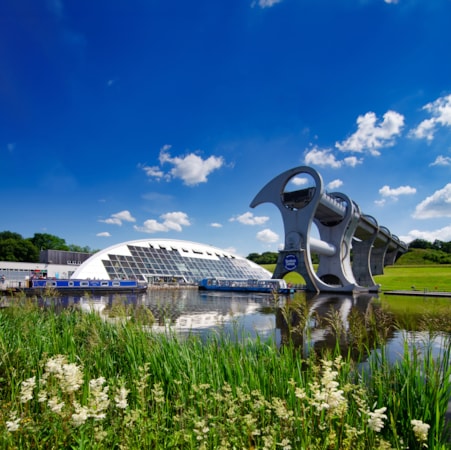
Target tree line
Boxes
[246,251,320,264]
[0,231,96,263]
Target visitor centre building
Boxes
[71,239,271,285]
[0,239,271,286]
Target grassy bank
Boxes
[262,264,451,292]
[374,265,451,292]
[1,300,450,449]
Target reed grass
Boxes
[1,298,450,449]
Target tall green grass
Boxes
[1,298,450,449]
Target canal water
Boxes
[51,288,450,359]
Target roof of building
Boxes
[71,239,271,283]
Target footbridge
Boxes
[250,166,408,293]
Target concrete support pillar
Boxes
[371,244,389,275]
[315,193,360,290]
[352,234,378,289]
[370,227,391,276]
[384,249,399,266]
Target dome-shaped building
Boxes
[72,239,271,285]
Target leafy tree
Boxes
[408,239,433,250]
[67,244,95,253]
[0,230,96,262]
[0,231,24,241]
[247,253,261,262]
[441,241,451,254]
[29,233,69,251]
[0,238,39,262]
[247,252,279,264]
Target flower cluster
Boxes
[411,419,430,447]
[367,406,387,432]
[10,354,126,430]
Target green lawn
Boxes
[262,264,451,292]
[374,265,451,292]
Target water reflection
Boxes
[57,289,279,339]
[51,290,384,348]
[47,289,450,355]
[276,292,387,357]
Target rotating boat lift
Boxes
[250,166,407,293]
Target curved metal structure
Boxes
[250,166,407,293]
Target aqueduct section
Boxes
[250,166,408,293]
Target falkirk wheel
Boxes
[250,166,408,293]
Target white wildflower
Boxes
[44,355,84,393]
[194,419,209,441]
[37,390,48,403]
[20,376,36,403]
[48,396,65,414]
[6,412,21,432]
[115,385,129,409]
[411,419,430,446]
[295,387,306,400]
[310,366,348,415]
[71,402,89,426]
[277,438,292,449]
[88,377,110,420]
[61,362,83,393]
[367,406,387,432]
[45,355,66,375]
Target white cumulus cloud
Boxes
[343,156,362,167]
[335,110,404,155]
[251,0,283,8]
[410,94,451,141]
[304,146,363,168]
[304,147,342,168]
[327,179,343,190]
[99,210,136,226]
[140,145,224,186]
[159,147,224,186]
[379,185,417,198]
[96,232,111,237]
[230,212,269,226]
[413,184,451,219]
[430,155,451,167]
[140,165,165,180]
[210,222,223,228]
[134,211,191,233]
[400,225,451,244]
[290,176,309,186]
[256,228,279,244]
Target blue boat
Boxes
[27,279,148,295]
[198,278,294,294]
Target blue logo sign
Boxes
[283,254,298,271]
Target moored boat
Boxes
[198,278,294,294]
[26,279,148,295]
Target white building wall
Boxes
[0,261,78,282]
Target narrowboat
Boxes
[198,278,294,294]
[27,279,148,295]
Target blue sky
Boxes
[2,0,451,257]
